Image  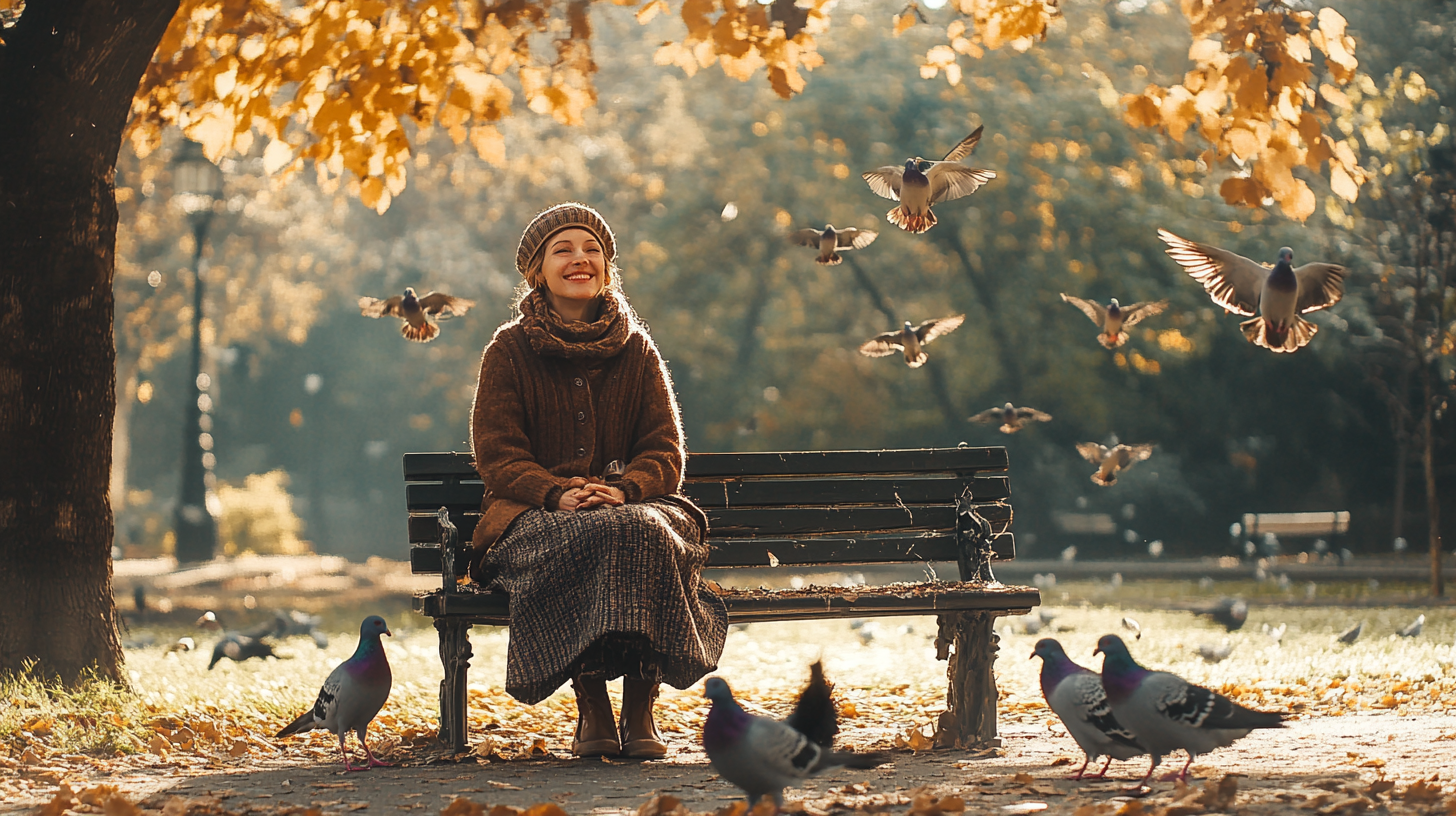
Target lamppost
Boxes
[172,141,223,563]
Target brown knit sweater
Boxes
[469,289,691,552]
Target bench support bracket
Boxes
[934,611,1001,749]
[435,617,473,752]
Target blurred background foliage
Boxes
[110,0,1454,562]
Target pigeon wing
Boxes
[915,314,966,344]
[858,331,904,357]
[1120,299,1170,328]
[788,228,823,248]
[968,407,1003,424]
[939,125,984,163]
[1149,672,1284,730]
[309,664,347,732]
[1293,263,1346,314]
[359,295,404,318]
[1060,293,1107,326]
[836,228,878,250]
[1115,444,1155,467]
[1157,229,1265,316]
[747,717,824,782]
[1015,407,1053,422]
[418,292,475,319]
[1070,674,1144,751]
[862,167,905,201]
[1076,442,1108,464]
[927,164,996,204]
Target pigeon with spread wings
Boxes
[788,224,878,266]
[1061,294,1169,349]
[1157,230,1344,353]
[969,402,1053,434]
[858,315,965,368]
[1077,442,1155,487]
[862,126,996,233]
[359,287,475,343]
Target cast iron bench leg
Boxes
[935,611,1002,749]
[435,617,473,752]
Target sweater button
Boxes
[574,377,584,387]
[576,411,586,422]
[576,447,586,456]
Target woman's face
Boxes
[540,228,606,304]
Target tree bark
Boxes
[0,0,181,681]
[1423,367,1444,597]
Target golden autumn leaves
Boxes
[1119,2,1367,222]
[128,0,1372,221]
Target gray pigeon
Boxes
[1195,640,1234,663]
[359,287,475,343]
[1337,621,1363,644]
[1158,230,1345,353]
[1121,617,1142,640]
[1398,614,1425,638]
[858,315,965,368]
[863,126,996,233]
[969,402,1053,434]
[1077,442,1155,487]
[703,675,887,807]
[208,633,278,669]
[1096,635,1285,787]
[788,224,878,265]
[1060,294,1169,349]
[1032,639,1145,780]
[276,616,394,771]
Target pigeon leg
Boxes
[361,730,393,768]
[1125,756,1158,792]
[1085,756,1114,780]
[338,732,359,772]
[1069,755,1091,780]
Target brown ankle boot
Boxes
[620,677,668,759]
[571,676,620,756]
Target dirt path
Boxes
[12,711,1454,815]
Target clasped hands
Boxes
[555,476,626,512]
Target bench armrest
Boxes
[437,507,459,594]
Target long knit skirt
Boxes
[481,499,728,705]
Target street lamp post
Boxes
[172,141,223,563]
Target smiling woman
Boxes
[467,202,727,761]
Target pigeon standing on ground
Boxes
[1337,621,1364,644]
[1032,639,1145,780]
[968,402,1053,434]
[1157,230,1345,353]
[1398,614,1425,638]
[1195,640,1234,663]
[207,632,278,669]
[1095,634,1286,787]
[276,616,394,771]
[1121,617,1142,640]
[1076,442,1155,487]
[788,224,878,265]
[703,672,887,808]
[858,315,965,368]
[358,287,475,343]
[783,661,837,748]
[1197,598,1249,631]
[1060,295,1170,349]
[862,126,996,233]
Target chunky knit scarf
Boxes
[519,289,632,360]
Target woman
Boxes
[469,202,727,759]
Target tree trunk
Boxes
[0,0,181,682]
[1423,368,1444,597]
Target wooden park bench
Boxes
[405,446,1040,753]
[1238,511,1350,551]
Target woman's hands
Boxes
[556,477,627,512]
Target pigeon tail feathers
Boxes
[784,660,838,749]
[887,206,936,234]
[818,252,843,266]
[1241,315,1316,352]
[1091,472,1117,487]
[401,321,439,342]
[1098,331,1130,349]
[276,708,318,738]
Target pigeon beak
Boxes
[1092,647,1102,657]
[385,629,394,637]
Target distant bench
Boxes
[1238,511,1350,552]
[403,447,1040,752]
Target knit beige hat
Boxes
[515,202,617,278]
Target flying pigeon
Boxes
[276,616,394,771]
[862,126,996,233]
[858,315,965,368]
[1264,622,1287,645]
[1157,230,1345,353]
[1196,598,1248,632]
[783,661,837,748]
[1032,639,1145,780]
[1060,294,1170,349]
[1076,442,1155,487]
[359,287,475,343]
[703,673,887,808]
[1336,621,1363,644]
[1095,634,1285,787]
[788,224,878,266]
[1195,640,1234,663]
[207,632,278,669]
[969,402,1053,434]
[1398,614,1425,638]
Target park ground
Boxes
[5,561,1456,815]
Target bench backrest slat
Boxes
[1242,511,1349,536]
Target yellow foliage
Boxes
[215,470,312,557]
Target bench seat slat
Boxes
[404,448,1010,483]
[413,583,1040,625]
